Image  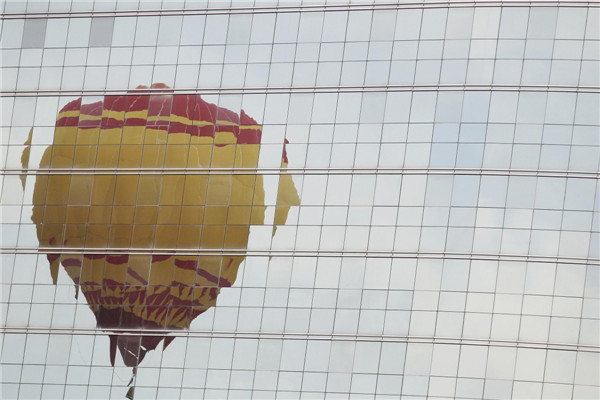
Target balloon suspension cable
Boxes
[125,367,137,399]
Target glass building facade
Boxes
[1,1,599,399]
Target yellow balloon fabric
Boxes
[25,84,299,366]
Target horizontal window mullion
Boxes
[1,326,598,353]
[2,84,599,97]
[3,1,595,20]
[2,248,597,265]
[5,167,600,180]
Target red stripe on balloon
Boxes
[106,254,130,264]
[174,258,197,270]
[80,101,103,116]
[56,116,80,127]
[61,258,82,267]
[126,267,148,285]
[55,89,264,145]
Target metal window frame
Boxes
[3,1,598,20]
[2,84,599,97]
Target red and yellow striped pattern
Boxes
[27,84,299,367]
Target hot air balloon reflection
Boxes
[23,84,299,392]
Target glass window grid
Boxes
[2,2,599,399]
